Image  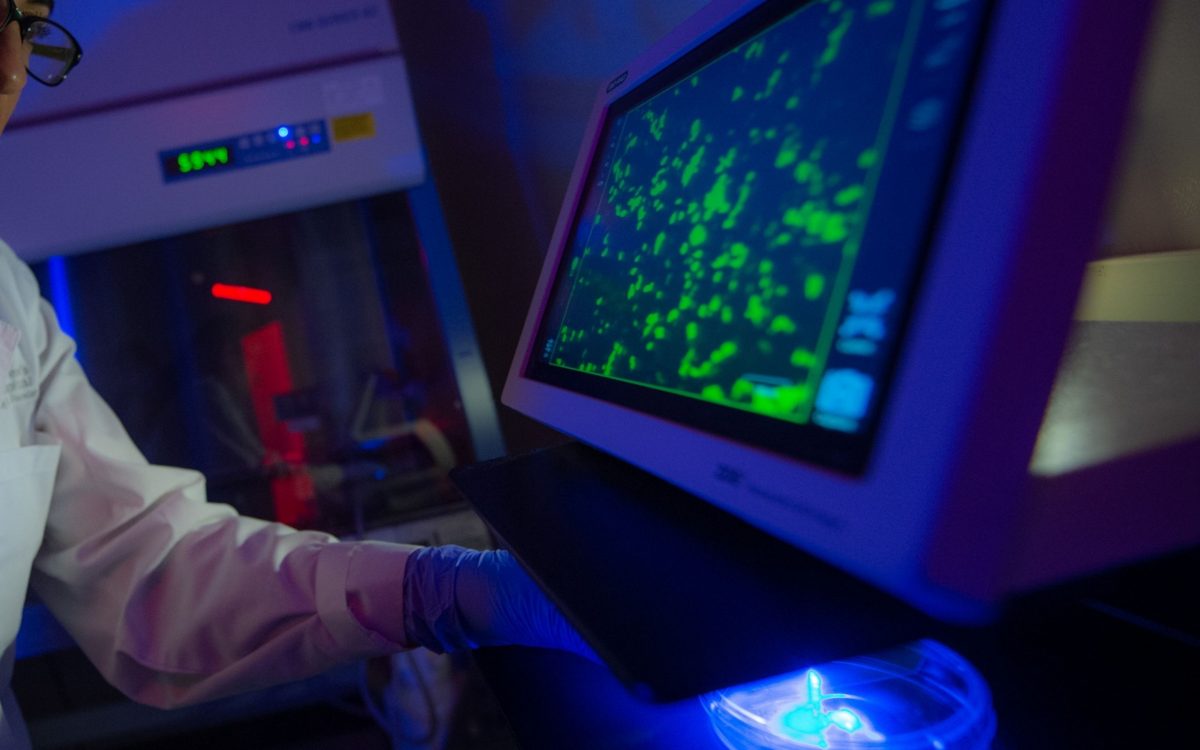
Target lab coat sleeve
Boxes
[17,265,415,708]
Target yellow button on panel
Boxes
[331,113,378,143]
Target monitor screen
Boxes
[524,0,990,473]
[504,0,1155,621]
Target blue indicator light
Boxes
[277,126,290,139]
[312,134,322,144]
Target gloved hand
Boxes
[402,545,599,662]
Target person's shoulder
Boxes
[0,238,41,314]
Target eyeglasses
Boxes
[1,0,83,86]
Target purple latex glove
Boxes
[402,545,598,661]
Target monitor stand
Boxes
[450,439,962,702]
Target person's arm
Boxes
[10,248,591,708]
[22,268,412,705]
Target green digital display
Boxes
[176,147,231,174]
[161,141,238,180]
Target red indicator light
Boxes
[300,136,310,147]
[286,140,296,150]
[212,283,272,305]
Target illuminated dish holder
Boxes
[701,640,995,750]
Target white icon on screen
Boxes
[838,289,895,343]
[816,369,875,420]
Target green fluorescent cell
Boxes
[645,110,667,141]
[805,273,827,300]
[775,138,801,169]
[821,213,849,243]
[690,118,703,142]
[682,145,706,187]
[764,69,783,98]
[770,315,797,334]
[792,348,819,368]
[752,382,812,416]
[732,378,754,400]
[783,205,809,228]
[701,384,725,402]
[858,148,879,168]
[678,348,696,378]
[651,169,669,197]
[723,179,755,230]
[703,174,733,217]
[690,225,709,245]
[686,321,699,341]
[746,294,769,326]
[868,0,895,17]
[786,96,801,110]
[603,342,625,376]
[643,312,661,336]
[818,10,853,68]
[744,40,765,60]
[716,147,739,174]
[835,185,865,206]
[667,308,681,323]
[727,242,750,270]
[732,86,745,102]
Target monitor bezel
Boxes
[502,0,1156,622]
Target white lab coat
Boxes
[0,241,415,749]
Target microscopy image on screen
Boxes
[527,0,990,471]
[539,0,917,426]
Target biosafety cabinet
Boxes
[3,0,501,519]
[3,0,502,728]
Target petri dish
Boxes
[700,639,996,749]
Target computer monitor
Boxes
[502,0,1157,622]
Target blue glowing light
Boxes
[775,669,870,747]
[701,640,995,749]
[277,126,291,139]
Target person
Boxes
[0,3,590,747]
